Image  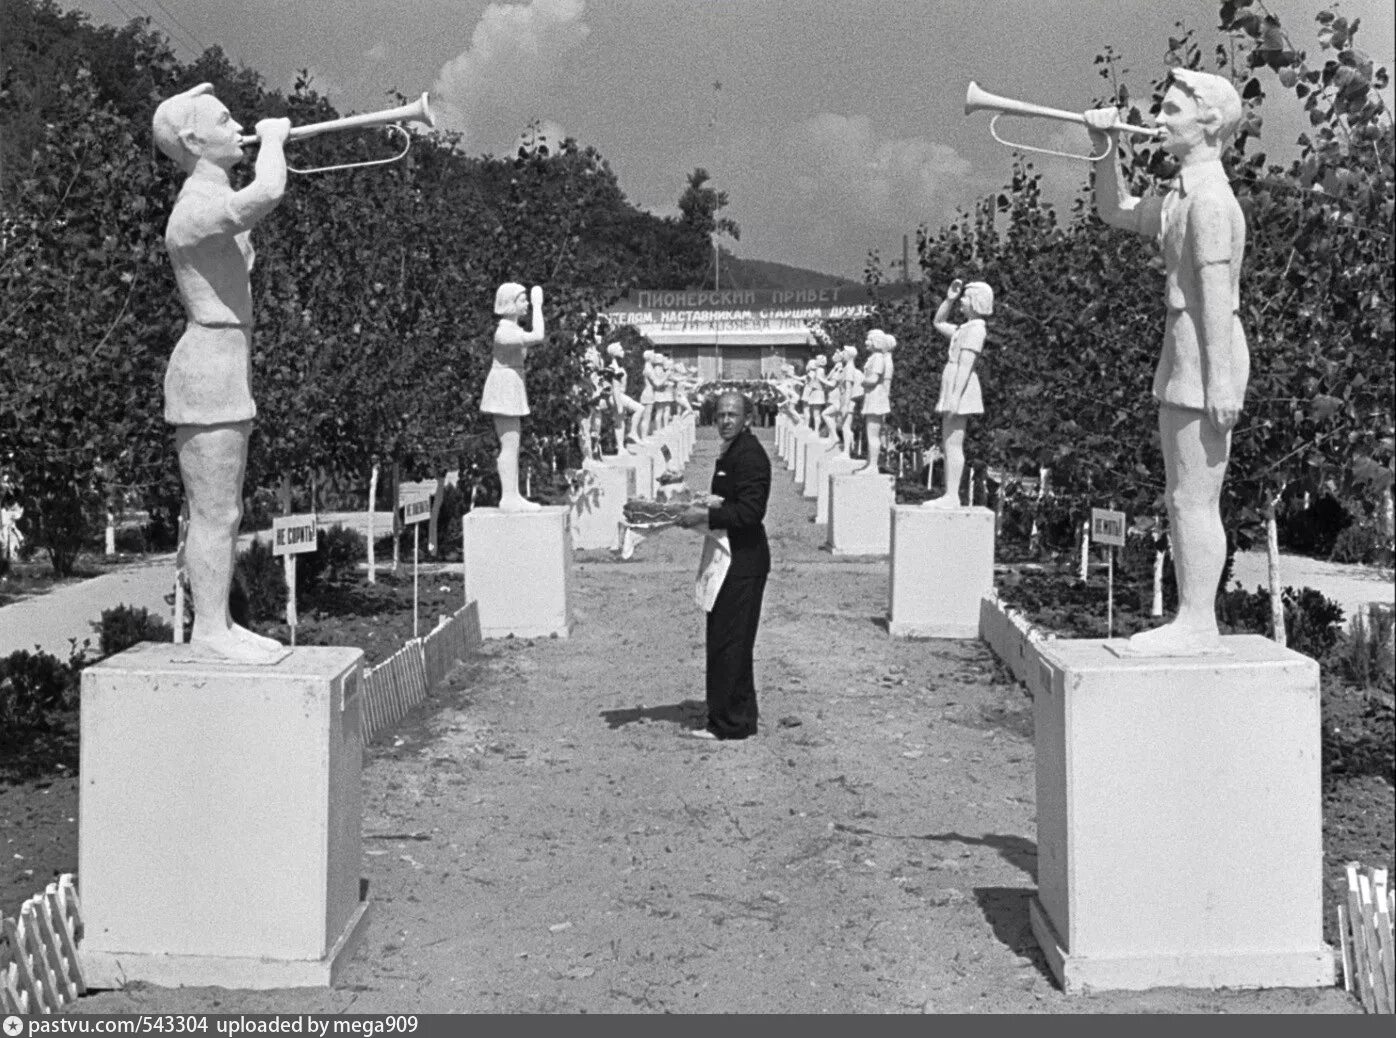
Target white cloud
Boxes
[364,42,388,63]
[744,113,974,276]
[431,0,590,153]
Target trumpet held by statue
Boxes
[237,92,435,146]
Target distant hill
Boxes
[715,252,860,290]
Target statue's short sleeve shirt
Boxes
[1150,160,1250,410]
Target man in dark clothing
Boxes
[680,391,771,740]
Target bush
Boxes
[232,539,286,624]
[1329,522,1394,566]
[94,604,173,657]
[112,524,150,554]
[239,487,278,534]
[299,524,367,592]
[1216,584,1346,662]
[1279,493,1351,557]
[29,486,96,576]
[1341,605,1396,695]
[436,484,466,560]
[0,648,77,733]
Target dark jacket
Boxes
[708,428,771,577]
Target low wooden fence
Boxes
[0,875,84,1014]
[360,600,481,744]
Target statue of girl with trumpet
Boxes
[923,278,993,509]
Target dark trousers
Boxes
[705,572,767,739]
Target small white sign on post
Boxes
[272,513,318,646]
[1090,508,1126,548]
[400,494,432,638]
[1091,507,1127,638]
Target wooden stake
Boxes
[1107,545,1115,638]
[367,461,379,585]
[1339,903,1355,993]
[1347,862,1377,1010]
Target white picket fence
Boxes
[0,875,84,1014]
[360,600,481,744]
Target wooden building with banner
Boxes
[602,283,920,381]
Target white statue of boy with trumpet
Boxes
[151,85,434,664]
[969,72,1250,655]
[153,83,292,665]
[1084,69,1248,656]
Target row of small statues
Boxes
[152,64,1249,663]
[772,278,995,510]
[578,344,698,459]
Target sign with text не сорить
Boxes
[272,514,318,556]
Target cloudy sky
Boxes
[68,0,1395,279]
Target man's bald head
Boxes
[716,390,751,416]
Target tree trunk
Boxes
[1079,520,1090,583]
[173,504,188,643]
[1152,540,1165,617]
[1266,499,1287,647]
[428,469,447,557]
[391,461,402,574]
[105,508,116,557]
[279,474,294,618]
[366,462,379,585]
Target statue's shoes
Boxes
[920,496,961,510]
[1118,622,1230,657]
[232,623,282,651]
[498,496,542,513]
[184,631,290,666]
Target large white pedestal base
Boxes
[888,505,994,638]
[828,473,894,555]
[1031,635,1335,992]
[79,645,369,989]
[464,506,573,638]
[569,460,633,550]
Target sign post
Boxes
[401,494,432,638]
[1091,507,1127,637]
[272,513,319,646]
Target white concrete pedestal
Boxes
[569,460,633,551]
[827,473,894,555]
[888,505,994,638]
[788,427,812,472]
[1031,635,1335,992]
[79,644,369,989]
[794,430,821,486]
[803,441,843,500]
[815,456,860,524]
[464,506,573,638]
[604,451,655,501]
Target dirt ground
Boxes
[6,426,1375,1013]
